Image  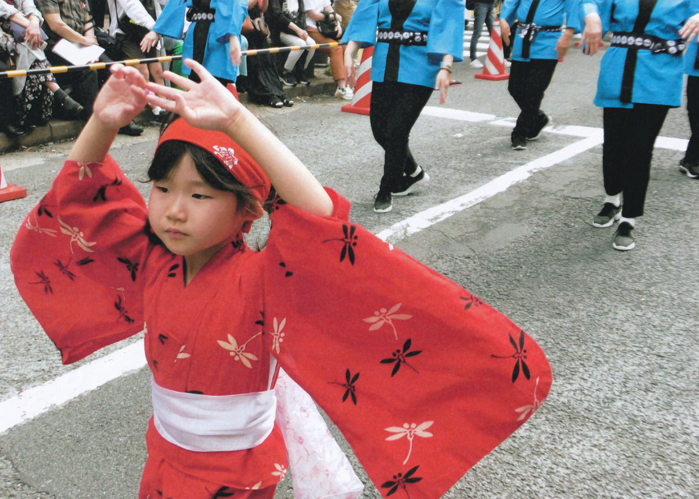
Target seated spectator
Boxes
[237,0,293,108]
[36,0,143,135]
[0,0,84,134]
[266,0,315,86]
[106,0,167,119]
[305,0,353,100]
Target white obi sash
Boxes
[151,378,277,452]
[151,372,364,499]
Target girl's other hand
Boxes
[145,59,242,133]
[680,13,699,43]
[93,64,148,130]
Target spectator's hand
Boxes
[146,58,243,133]
[336,23,343,39]
[25,17,43,50]
[140,31,159,53]
[298,29,308,41]
[556,29,573,62]
[500,19,511,46]
[680,13,699,43]
[229,34,241,66]
[581,13,602,55]
[82,32,98,46]
[436,68,450,104]
[93,64,148,130]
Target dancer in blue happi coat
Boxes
[681,34,699,178]
[153,0,248,84]
[341,0,464,213]
[580,0,699,250]
[500,0,580,150]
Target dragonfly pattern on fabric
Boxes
[58,218,96,254]
[460,292,483,310]
[381,465,423,497]
[515,376,542,421]
[329,369,360,405]
[25,217,57,237]
[385,421,433,464]
[491,330,530,382]
[93,176,122,202]
[322,224,358,265]
[54,259,76,281]
[29,270,52,294]
[381,339,422,377]
[364,303,412,340]
[217,332,262,368]
[270,317,286,354]
[115,296,135,324]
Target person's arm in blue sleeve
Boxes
[341,0,379,47]
[426,0,465,62]
[579,0,608,55]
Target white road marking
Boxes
[377,133,604,243]
[1,104,686,434]
[0,341,146,435]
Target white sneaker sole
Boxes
[613,240,635,251]
[592,211,621,228]
[392,170,430,197]
[679,164,699,178]
[374,204,392,213]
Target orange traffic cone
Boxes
[0,162,27,203]
[342,47,373,115]
[475,24,509,81]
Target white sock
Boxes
[409,166,422,178]
[604,194,621,207]
[619,216,636,227]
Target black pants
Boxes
[603,104,669,218]
[0,60,14,126]
[508,59,558,139]
[684,75,699,164]
[47,47,99,116]
[370,80,433,192]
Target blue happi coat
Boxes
[684,37,699,76]
[501,0,580,61]
[342,0,465,89]
[153,0,248,82]
[581,0,699,107]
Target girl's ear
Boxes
[240,201,264,234]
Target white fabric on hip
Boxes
[275,369,364,499]
[151,377,277,452]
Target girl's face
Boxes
[148,153,256,266]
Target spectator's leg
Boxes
[308,29,347,87]
[279,33,306,72]
[683,75,699,165]
[239,35,248,77]
[485,4,494,36]
[48,48,99,117]
[470,3,487,61]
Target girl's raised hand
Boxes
[93,64,148,130]
[145,59,242,133]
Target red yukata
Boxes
[11,156,552,499]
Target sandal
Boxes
[268,99,283,108]
[282,99,294,107]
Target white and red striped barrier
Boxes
[475,24,509,81]
[342,47,373,116]
[0,163,27,203]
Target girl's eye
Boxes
[156,186,168,193]
[192,193,211,200]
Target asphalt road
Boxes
[0,46,698,499]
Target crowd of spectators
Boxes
[0,0,357,137]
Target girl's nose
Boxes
[165,195,187,221]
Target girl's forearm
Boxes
[224,108,333,217]
[67,116,119,164]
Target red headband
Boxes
[156,118,271,206]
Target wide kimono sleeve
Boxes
[341,0,379,47]
[262,189,552,498]
[579,0,611,34]
[426,0,465,63]
[152,0,187,39]
[10,156,151,365]
[500,0,521,27]
[211,0,248,45]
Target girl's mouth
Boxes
[165,228,186,238]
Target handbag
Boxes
[247,4,269,37]
[316,10,339,39]
[94,26,122,60]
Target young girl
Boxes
[12,60,553,498]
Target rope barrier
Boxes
[0,42,344,79]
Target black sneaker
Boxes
[679,158,699,179]
[374,190,392,213]
[612,222,635,251]
[392,166,430,196]
[593,202,621,228]
[118,121,144,136]
[511,134,527,150]
[526,113,550,140]
[279,72,297,87]
[296,75,311,85]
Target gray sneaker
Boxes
[593,203,621,228]
[612,222,635,251]
[374,189,392,213]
